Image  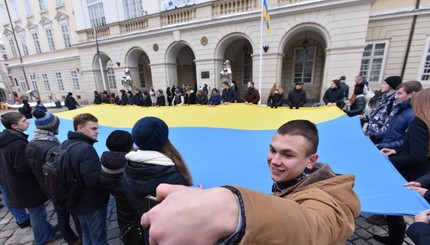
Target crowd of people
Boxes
[2,74,430,244]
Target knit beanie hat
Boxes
[32,109,60,133]
[106,130,133,152]
[132,117,169,151]
[385,76,402,90]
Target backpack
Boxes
[42,141,83,209]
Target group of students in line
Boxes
[341,74,430,245]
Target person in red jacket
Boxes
[243,81,260,104]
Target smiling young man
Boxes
[140,119,361,244]
[62,113,109,245]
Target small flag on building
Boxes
[262,0,272,34]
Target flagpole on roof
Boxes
[94,28,107,92]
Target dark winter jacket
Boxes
[196,93,208,105]
[156,95,166,106]
[63,131,109,214]
[208,93,222,105]
[19,104,33,119]
[65,95,79,110]
[122,150,188,217]
[185,91,196,105]
[243,88,260,104]
[389,117,430,182]
[100,151,141,234]
[267,92,284,107]
[131,92,144,106]
[118,93,128,105]
[287,89,307,107]
[94,94,102,104]
[373,99,415,150]
[345,95,366,117]
[323,87,344,108]
[0,129,49,208]
[222,88,236,103]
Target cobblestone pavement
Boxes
[0,107,419,244]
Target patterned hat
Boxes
[32,109,60,133]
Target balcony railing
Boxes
[87,26,110,41]
[213,0,259,18]
[120,18,149,34]
[161,8,196,26]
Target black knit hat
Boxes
[32,109,60,133]
[132,117,169,151]
[106,130,133,152]
[384,76,402,90]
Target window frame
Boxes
[292,46,316,84]
[360,41,389,83]
[419,37,430,82]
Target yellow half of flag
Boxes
[263,0,272,34]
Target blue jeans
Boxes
[28,203,57,245]
[0,185,30,224]
[77,206,108,245]
[54,203,81,244]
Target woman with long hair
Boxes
[267,82,284,108]
[122,116,193,244]
[374,88,430,245]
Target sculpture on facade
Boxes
[121,68,134,91]
[220,60,232,83]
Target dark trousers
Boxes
[386,215,406,245]
[54,204,81,244]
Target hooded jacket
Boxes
[228,163,360,245]
[0,129,49,208]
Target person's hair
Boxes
[157,89,164,94]
[160,140,193,186]
[277,120,319,156]
[249,81,254,86]
[339,75,346,81]
[412,88,430,155]
[212,88,219,94]
[396,80,422,94]
[73,113,98,131]
[368,89,383,109]
[1,112,24,129]
[269,83,283,96]
[222,81,229,87]
[37,100,42,105]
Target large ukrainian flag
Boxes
[11,104,430,215]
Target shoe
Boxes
[367,215,388,225]
[43,233,62,245]
[17,219,31,229]
[0,203,4,209]
[373,234,390,244]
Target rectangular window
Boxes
[420,38,430,81]
[8,38,18,57]
[0,4,8,24]
[38,0,47,11]
[107,67,117,89]
[123,0,144,20]
[23,0,32,16]
[56,0,64,6]
[29,74,38,91]
[19,75,28,91]
[88,2,106,27]
[360,42,387,83]
[32,32,42,54]
[293,47,315,84]
[60,23,72,48]
[18,35,29,56]
[45,28,56,51]
[10,0,19,21]
[70,70,80,90]
[55,72,64,90]
[42,73,51,91]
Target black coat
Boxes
[63,131,109,214]
[389,117,430,182]
[0,129,49,208]
[323,88,344,107]
[287,89,307,107]
[65,96,79,110]
[100,151,140,231]
[156,95,166,106]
